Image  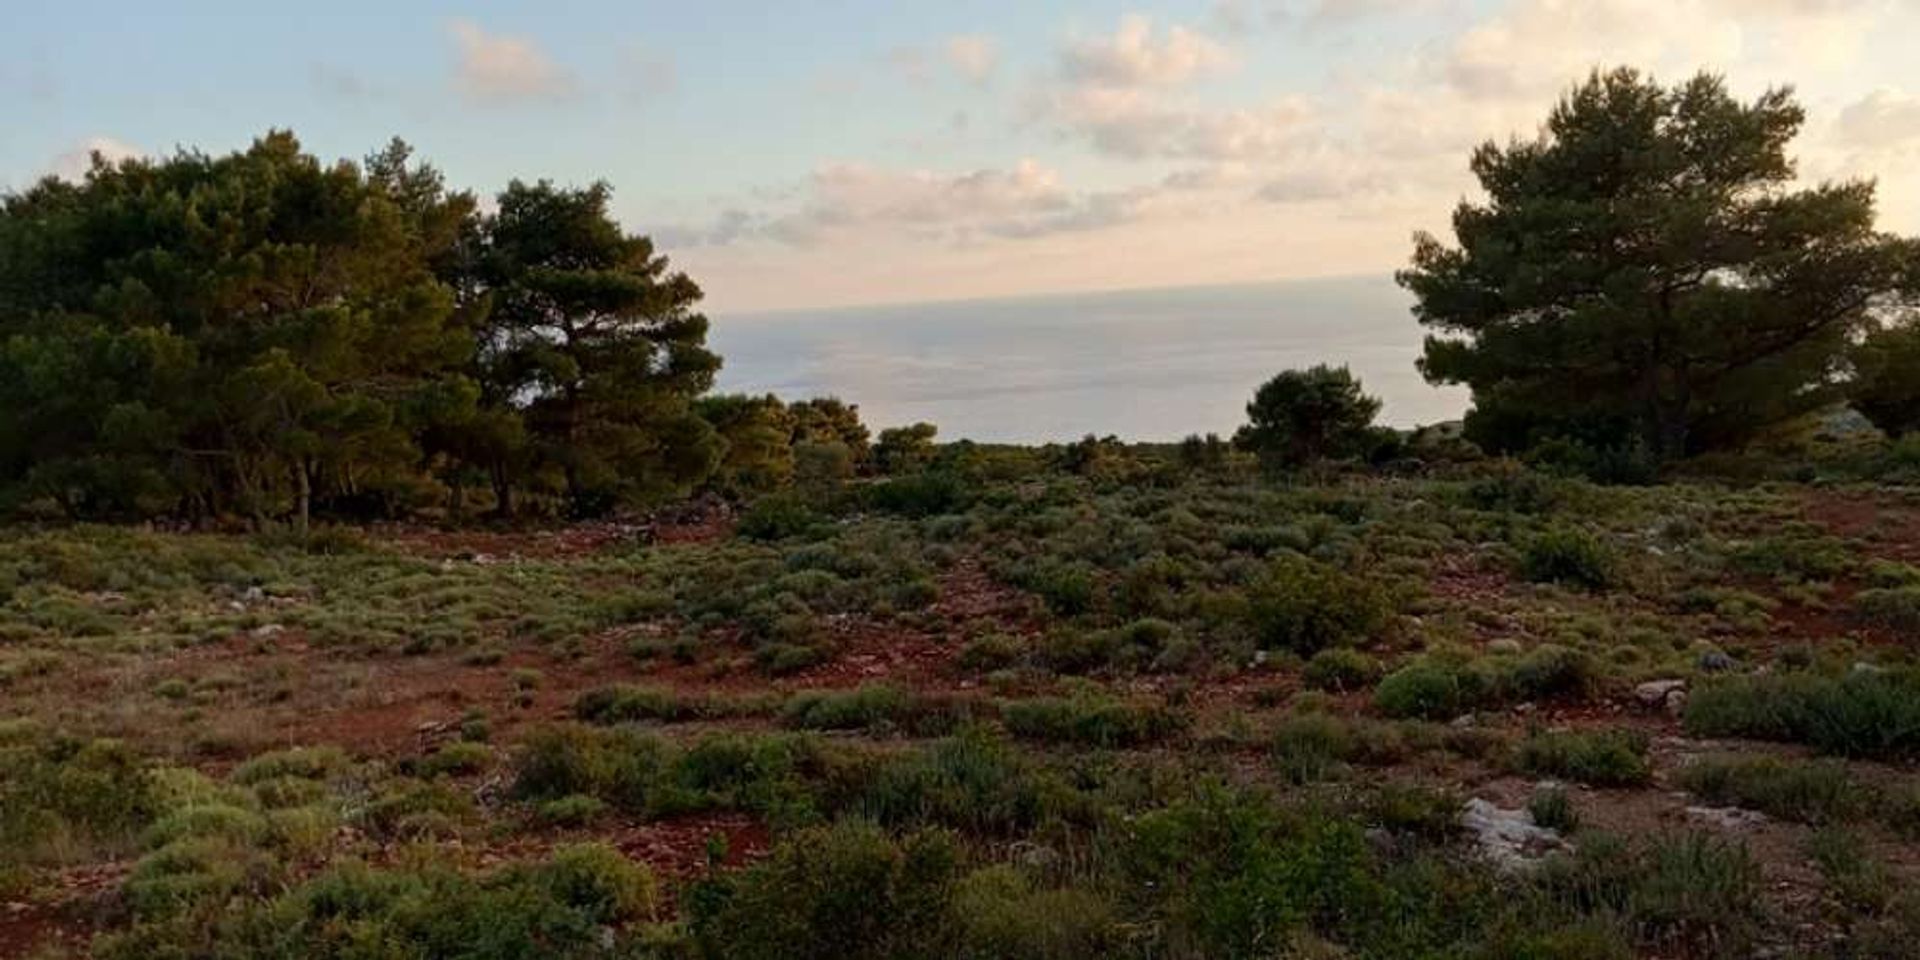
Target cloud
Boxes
[945,35,1000,84]
[1212,0,1439,33]
[658,159,1166,249]
[1059,15,1234,88]
[1836,89,1920,150]
[47,137,143,182]
[448,19,575,104]
[1038,84,1315,161]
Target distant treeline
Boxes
[5,67,1920,530]
[0,132,916,527]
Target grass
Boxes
[1683,670,1920,759]
[3,454,1919,956]
[1512,729,1653,787]
[1677,755,1861,824]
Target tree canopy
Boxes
[0,132,884,526]
[1400,68,1920,464]
[1234,366,1383,470]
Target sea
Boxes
[708,274,1471,444]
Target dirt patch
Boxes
[1802,491,1920,565]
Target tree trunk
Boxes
[491,462,515,519]
[294,461,312,540]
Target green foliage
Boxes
[1852,316,1920,438]
[0,133,732,524]
[0,732,157,867]
[738,493,821,541]
[1513,729,1652,787]
[1401,68,1915,462]
[1234,365,1383,469]
[1244,554,1393,653]
[691,820,958,960]
[1676,755,1860,824]
[100,844,656,959]
[949,865,1118,960]
[1000,695,1181,747]
[1529,786,1579,833]
[1301,647,1382,692]
[865,471,971,517]
[1853,586,1920,633]
[874,423,939,475]
[1683,670,1920,759]
[1519,526,1616,590]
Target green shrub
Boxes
[1518,526,1615,590]
[230,747,347,786]
[866,471,971,517]
[1539,831,1762,955]
[411,741,493,778]
[956,633,1025,672]
[950,866,1118,960]
[1244,555,1393,653]
[1513,729,1651,787]
[690,820,958,960]
[1676,755,1860,824]
[1374,659,1489,720]
[782,686,913,731]
[536,794,608,827]
[1853,586,1920,634]
[1000,695,1180,748]
[1683,671,1920,759]
[0,734,158,867]
[1529,785,1579,833]
[1302,648,1381,692]
[574,684,715,724]
[738,494,821,541]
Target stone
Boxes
[1698,650,1738,672]
[1461,798,1566,872]
[1634,679,1687,708]
[251,623,286,639]
[1687,805,1767,830]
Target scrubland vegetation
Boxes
[3,67,1920,960]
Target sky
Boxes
[5,0,1920,313]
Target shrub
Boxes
[690,821,958,960]
[0,734,158,867]
[575,684,714,724]
[533,842,659,925]
[865,471,970,517]
[1852,316,1920,438]
[1234,365,1382,469]
[1000,695,1181,748]
[1518,526,1615,590]
[950,866,1117,959]
[1853,586,1920,634]
[1676,755,1860,824]
[1512,730,1652,787]
[1683,671,1920,759]
[1302,648,1382,692]
[782,686,913,731]
[738,494,821,541]
[1529,785,1579,833]
[1244,555,1393,653]
[1374,659,1489,720]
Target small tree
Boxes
[1853,316,1920,438]
[873,423,938,475]
[1401,68,1917,462]
[1235,366,1382,470]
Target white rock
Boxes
[1686,805,1767,830]
[1462,798,1566,872]
[1634,679,1686,707]
[251,624,286,639]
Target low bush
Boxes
[1518,526,1616,590]
[1512,729,1652,787]
[1000,695,1181,748]
[1676,755,1861,824]
[690,820,958,960]
[738,494,822,541]
[1683,670,1920,759]
[1301,647,1381,692]
[1853,586,1920,634]
[1244,554,1393,653]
